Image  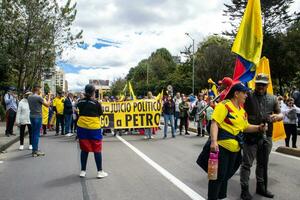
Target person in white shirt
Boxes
[16,91,33,150]
[281,97,300,148]
[173,92,182,132]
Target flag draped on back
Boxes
[232,0,263,82]
[248,57,286,141]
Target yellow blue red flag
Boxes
[232,0,263,82]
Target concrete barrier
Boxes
[275,146,300,157]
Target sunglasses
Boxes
[256,83,267,87]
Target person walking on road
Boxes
[53,92,65,136]
[77,84,108,179]
[179,96,190,135]
[282,97,300,148]
[174,92,182,132]
[42,95,49,135]
[28,84,51,157]
[194,93,207,137]
[163,95,175,138]
[240,73,283,200]
[64,93,73,137]
[4,87,18,137]
[16,91,32,150]
[208,81,267,200]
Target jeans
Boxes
[81,151,102,171]
[144,128,152,138]
[174,112,180,131]
[30,117,42,152]
[163,114,175,137]
[64,114,72,133]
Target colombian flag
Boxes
[232,0,263,82]
[77,116,103,152]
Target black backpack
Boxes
[1,94,7,110]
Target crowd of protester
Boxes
[0,73,299,199]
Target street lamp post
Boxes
[185,33,195,95]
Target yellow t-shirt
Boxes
[212,100,249,152]
[53,97,65,115]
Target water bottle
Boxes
[208,151,219,180]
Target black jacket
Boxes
[64,97,73,115]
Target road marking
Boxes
[116,135,206,200]
[271,151,300,161]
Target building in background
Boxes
[64,80,68,93]
[42,67,66,95]
[55,68,65,92]
[89,79,111,99]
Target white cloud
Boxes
[63,0,300,91]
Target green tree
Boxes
[110,77,127,97]
[0,0,82,92]
[223,0,295,36]
[194,35,235,90]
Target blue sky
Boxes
[61,0,300,91]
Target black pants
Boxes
[42,124,47,135]
[208,146,239,200]
[6,109,16,135]
[284,124,298,148]
[179,116,188,133]
[81,151,102,171]
[56,114,64,135]
[20,124,32,145]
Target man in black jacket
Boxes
[240,74,283,200]
[64,93,73,136]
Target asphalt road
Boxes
[0,127,300,200]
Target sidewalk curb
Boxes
[0,136,20,152]
[275,146,300,157]
[160,122,197,133]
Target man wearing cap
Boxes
[4,87,18,137]
[240,73,283,200]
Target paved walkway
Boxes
[0,122,19,152]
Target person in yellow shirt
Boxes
[53,92,65,135]
[42,95,49,135]
[207,82,267,200]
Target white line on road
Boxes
[116,135,206,200]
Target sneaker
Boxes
[19,145,24,150]
[65,133,72,137]
[32,151,38,157]
[36,151,45,156]
[55,133,59,136]
[28,145,33,150]
[150,136,154,139]
[79,171,86,178]
[144,136,148,139]
[97,170,108,179]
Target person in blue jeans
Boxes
[28,84,51,157]
[163,95,175,138]
[64,93,73,136]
